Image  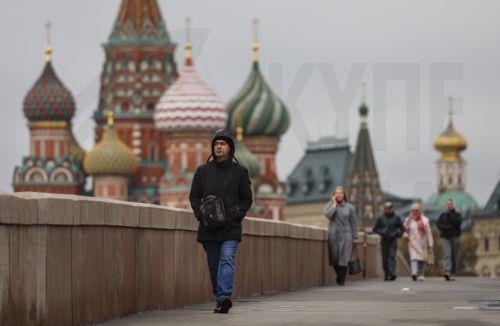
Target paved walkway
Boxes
[99,277,500,326]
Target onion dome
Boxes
[23,45,76,122]
[154,18,226,133]
[234,127,260,178]
[226,19,290,137]
[84,111,139,176]
[434,96,468,161]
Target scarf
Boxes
[412,214,426,236]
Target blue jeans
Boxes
[203,240,239,303]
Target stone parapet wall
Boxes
[0,192,384,325]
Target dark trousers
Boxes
[381,238,398,278]
[203,240,239,303]
[441,237,460,275]
[333,264,348,284]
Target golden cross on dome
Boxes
[106,93,114,126]
[107,109,114,127]
[185,16,193,61]
[44,21,53,62]
[448,94,454,116]
[252,17,259,62]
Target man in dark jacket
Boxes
[372,202,404,281]
[437,199,462,281]
[189,129,253,314]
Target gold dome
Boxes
[84,111,138,176]
[434,96,468,161]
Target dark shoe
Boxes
[390,275,397,281]
[444,273,450,281]
[411,275,417,281]
[337,281,345,286]
[214,297,232,314]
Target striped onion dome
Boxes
[226,61,290,137]
[23,52,76,122]
[234,127,260,178]
[84,112,139,176]
[154,44,227,133]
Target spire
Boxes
[252,17,259,63]
[44,21,52,62]
[108,0,172,45]
[185,16,193,66]
[346,91,383,227]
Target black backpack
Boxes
[200,195,227,232]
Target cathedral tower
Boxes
[93,0,178,203]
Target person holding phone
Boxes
[324,186,358,286]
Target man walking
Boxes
[437,199,462,281]
[189,129,253,314]
[373,202,404,281]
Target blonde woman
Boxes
[403,203,434,281]
[324,186,358,285]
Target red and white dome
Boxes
[154,58,227,133]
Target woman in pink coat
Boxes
[403,203,434,281]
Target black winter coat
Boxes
[372,213,404,241]
[437,210,462,238]
[189,159,253,243]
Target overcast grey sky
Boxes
[1,0,499,205]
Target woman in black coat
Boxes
[189,129,252,313]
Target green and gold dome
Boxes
[84,111,139,176]
[226,19,290,137]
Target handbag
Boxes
[348,245,362,275]
[200,195,227,232]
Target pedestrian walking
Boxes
[373,202,404,281]
[189,129,253,314]
[403,203,434,281]
[324,186,359,286]
[437,199,462,281]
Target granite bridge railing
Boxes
[0,192,406,325]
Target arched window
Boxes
[30,171,44,182]
[54,173,68,182]
[485,237,490,252]
[25,168,48,183]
